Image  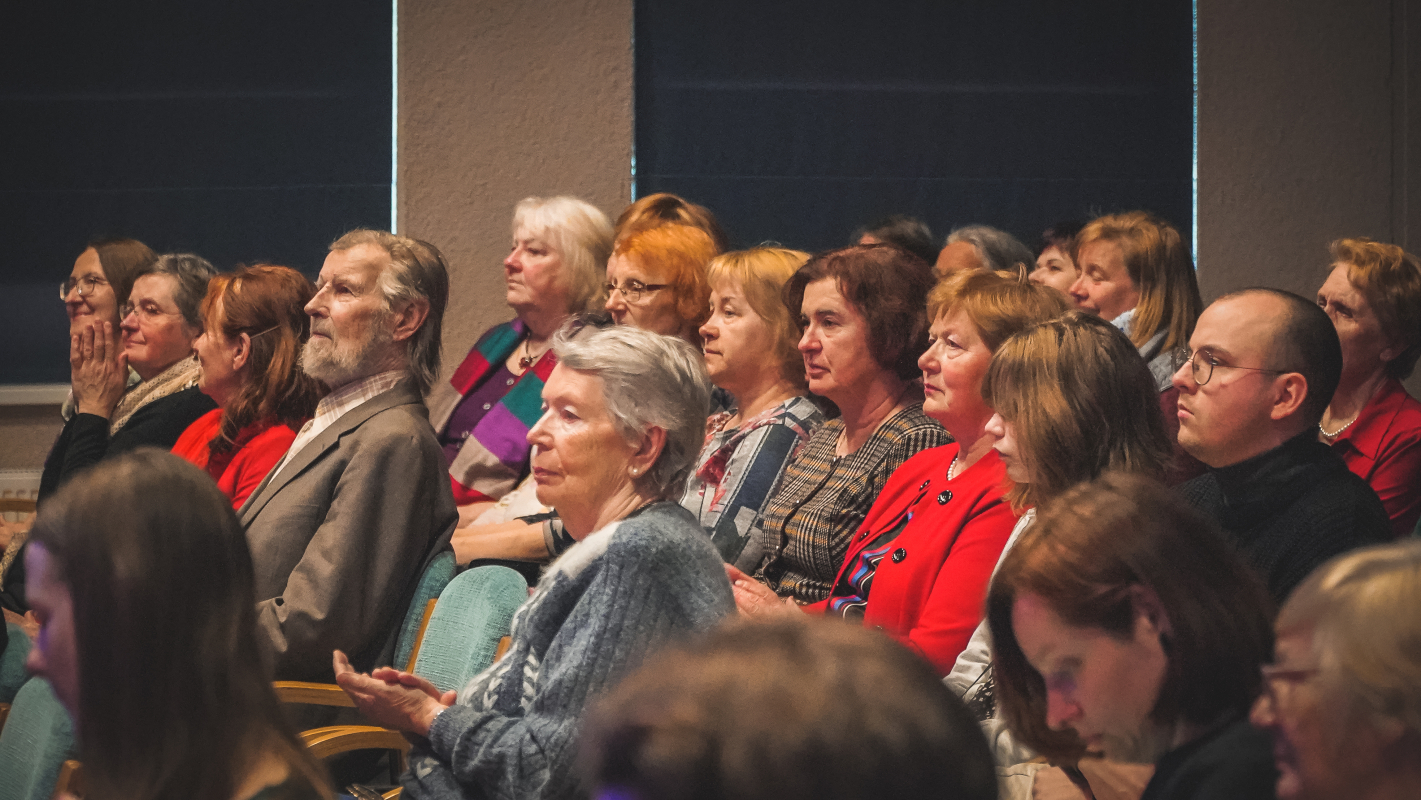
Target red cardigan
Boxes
[807,443,1017,675]
[172,408,301,510]
[1329,378,1421,538]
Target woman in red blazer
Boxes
[730,269,1067,674]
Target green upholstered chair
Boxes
[0,678,76,800]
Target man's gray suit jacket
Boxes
[238,379,458,682]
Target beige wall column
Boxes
[399,0,635,372]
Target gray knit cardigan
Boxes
[402,501,735,800]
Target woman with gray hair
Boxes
[428,196,614,525]
[333,320,735,800]
[39,252,218,499]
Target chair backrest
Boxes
[392,549,457,670]
[413,566,528,694]
[0,678,75,800]
[0,624,33,704]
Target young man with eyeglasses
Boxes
[1172,288,1389,602]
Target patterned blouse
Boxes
[751,401,949,603]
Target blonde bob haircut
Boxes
[513,196,615,313]
[614,224,718,332]
[926,269,1071,353]
[983,310,1171,511]
[1330,237,1421,379]
[706,247,812,388]
[1277,539,1421,737]
[1073,211,1201,352]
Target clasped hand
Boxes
[70,322,128,418]
[332,650,455,739]
[725,564,802,618]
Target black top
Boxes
[38,385,217,501]
[1177,430,1391,603]
[1141,716,1277,800]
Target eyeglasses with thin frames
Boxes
[60,275,108,300]
[604,280,669,304]
[1258,663,1319,708]
[119,302,184,322]
[1171,346,1287,387]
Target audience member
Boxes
[1174,288,1390,602]
[733,270,1067,675]
[172,265,324,509]
[1070,211,1205,483]
[332,323,733,800]
[1313,238,1421,537]
[936,224,1035,276]
[735,244,947,605]
[944,311,1171,761]
[1028,220,1085,299]
[682,247,824,569]
[851,213,938,265]
[580,618,998,800]
[605,223,718,345]
[427,196,613,524]
[26,449,332,800]
[614,191,729,251]
[41,252,217,500]
[988,473,1277,800]
[238,229,457,681]
[1252,539,1421,800]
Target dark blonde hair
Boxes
[987,473,1274,760]
[200,265,325,455]
[706,247,811,388]
[614,224,719,332]
[1073,211,1201,351]
[1330,237,1421,379]
[983,311,1170,511]
[926,269,1071,352]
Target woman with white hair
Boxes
[427,196,614,525]
[1251,539,1421,800]
[333,321,735,800]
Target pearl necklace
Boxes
[945,452,960,481]
[1319,414,1359,439]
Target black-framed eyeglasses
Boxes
[60,275,108,300]
[1172,346,1287,387]
[604,280,669,304]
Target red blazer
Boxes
[1330,378,1421,538]
[808,443,1017,675]
[172,408,301,510]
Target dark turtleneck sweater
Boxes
[1177,430,1391,603]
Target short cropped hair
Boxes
[1073,211,1201,351]
[706,247,812,388]
[580,618,998,800]
[89,237,157,307]
[1036,220,1086,258]
[926,269,1071,352]
[983,311,1171,511]
[785,244,935,380]
[329,229,450,396]
[1279,539,1421,737]
[614,224,719,331]
[1221,288,1342,426]
[553,320,711,498]
[946,224,1035,275]
[138,253,216,328]
[513,196,615,313]
[851,214,937,265]
[1330,237,1421,379]
[988,473,1275,760]
[615,192,729,252]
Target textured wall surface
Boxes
[0,406,62,471]
[398,0,634,375]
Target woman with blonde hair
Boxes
[682,247,824,569]
[1252,539,1421,800]
[173,265,325,509]
[1314,238,1421,536]
[1069,211,1204,483]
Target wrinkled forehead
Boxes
[129,273,179,305]
[323,243,390,286]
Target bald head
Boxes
[1219,288,1342,425]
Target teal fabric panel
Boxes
[393,550,457,670]
[414,566,528,694]
[0,678,75,800]
[0,625,32,703]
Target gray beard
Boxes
[301,327,393,389]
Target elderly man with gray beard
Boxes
[238,229,458,682]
